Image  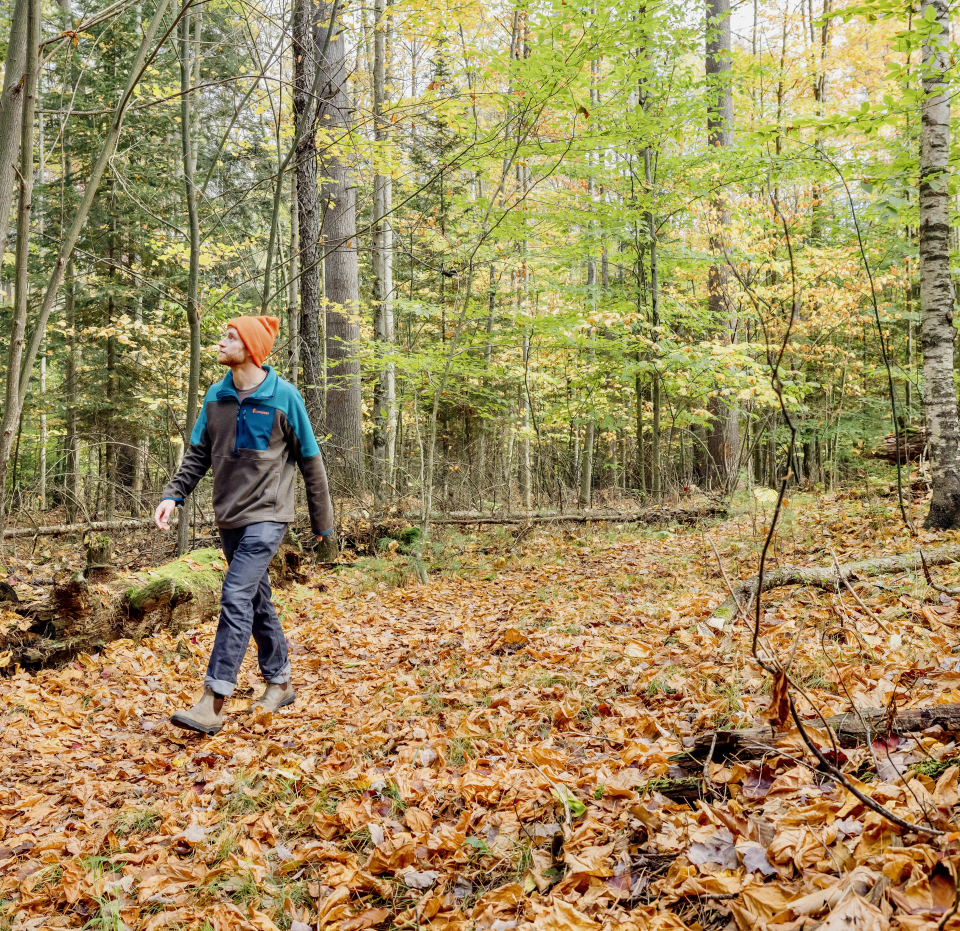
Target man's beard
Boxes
[219,347,246,366]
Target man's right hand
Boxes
[154,499,177,531]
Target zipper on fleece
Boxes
[234,400,245,456]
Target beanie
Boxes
[228,315,280,368]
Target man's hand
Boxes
[154,499,177,531]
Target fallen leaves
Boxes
[2,496,960,929]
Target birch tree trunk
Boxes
[318,0,365,489]
[177,5,202,554]
[705,0,739,490]
[371,0,396,504]
[920,0,960,529]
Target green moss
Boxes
[124,547,224,614]
[912,756,960,779]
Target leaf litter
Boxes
[4,491,960,929]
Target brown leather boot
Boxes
[247,681,295,715]
[171,688,225,735]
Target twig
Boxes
[830,547,893,634]
[703,731,721,801]
[708,537,745,624]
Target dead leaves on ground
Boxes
[4,493,960,929]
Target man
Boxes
[155,316,333,735]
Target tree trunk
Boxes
[63,261,80,522]
[287,172,300,385]
[644,148,662,501]
[920,0,960,529]
[0,0,29,264]
[371,0,396,506]
[294,0,324,429]
[0,0,39,537]
[705,0,739,491]
[177,4,202,555]
[319,1,364,490]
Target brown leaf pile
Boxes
[4,492,960,931]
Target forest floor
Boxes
[3,477,960,931]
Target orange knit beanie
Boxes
[228,315,280,368]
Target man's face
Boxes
[217,327,249,366]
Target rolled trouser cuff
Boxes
[264,660,291,684]
[204,676,237,698]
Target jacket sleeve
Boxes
[160,400,212,504]
[283,389,335,536]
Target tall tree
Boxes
[0,0,39,532]
[318,0,364,488]
[705,0,738,489]
[371,0,396,503]
[294,0,325,429]
[177,2,202,553]
[919,0,960,528]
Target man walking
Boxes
[154,316,333,735]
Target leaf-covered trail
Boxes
[5,492,960,931]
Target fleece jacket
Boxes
[161,366,334,536]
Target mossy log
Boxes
[3,533,306,668]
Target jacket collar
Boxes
[216,365,279,402]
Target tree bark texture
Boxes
[705,0,739,490]
[294,0,325,430]
[318,0,365,489]
[919,0,960,529]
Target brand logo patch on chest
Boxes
[252,408,271,415]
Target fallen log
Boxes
[426,506,727,527]
[707,545,960,625]
[2,532,305,668]
[687,704,960,760]
[1,516,215,539]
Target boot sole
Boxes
[246,694,296,715]
[170,712,223,735]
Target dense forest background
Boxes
[0,0,945,535]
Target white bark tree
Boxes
[920,0,960,529]
[371,0,396,503]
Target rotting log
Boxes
[687,704,960,760]
[3,534,305,668]
[708,545,960,626]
